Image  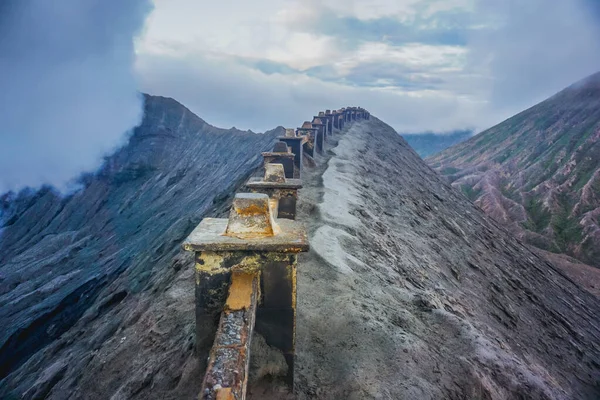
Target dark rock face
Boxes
[428,72,600,269]
[0,95,279,397]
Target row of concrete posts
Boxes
[182,106,370,399]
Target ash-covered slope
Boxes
[428,72,600,268]
[289,118,599,399]
[0,94,279,397]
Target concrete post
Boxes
[311,118,325,154]
[298,122,317,158]
[278,129,304,179]
[316,113,328,137]
[183,193,309,394]
[246,163,302,220]
[325,110,333,134]
[337,109,345,130]
[262,142,295,179]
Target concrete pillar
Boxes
[315,114,329,137]
[325,110,333,134]
[246,163,302,220]
[298,122,317,158]
[278,129,304,179]
[262,142,295,179]
[337,110,345,130]
[182,193,309,393]
[311,118,325,154]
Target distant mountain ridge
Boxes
[429,72,600,269]
[402,130,472,158]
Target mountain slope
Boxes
[428,72,600,268]
[283,118,599,399]
[0,94,279,396]
[0,106,598,400]
[402,130,472,158]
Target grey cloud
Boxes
[467,0,600,122]
[136,52,481,134]
[0,0,152,194]
[139,0,600,140]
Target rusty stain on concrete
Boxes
[226,271,258,311]
[225,193,280,238]
[264,163,286,183]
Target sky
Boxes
[137,0,600,132]
[1,0,600,193]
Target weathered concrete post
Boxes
[337,109,345,130]
[298,122,317,158]
[246,163,302,220]
[317,112,329,137]
[183,193,309,397]
[278,128,304,179]
[311,118,325,154]
[262,142,295,179]
[325,110,334,134]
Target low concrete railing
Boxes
[182,106,369,399]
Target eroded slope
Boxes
[292,118,599,399]
[428,72,600,268]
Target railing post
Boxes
[183,193,309,398]
[298,122,317,158]
[317,112,328,137]
[246,163,302,220]
[311,118,325,153]
[325,110,333,134]
[278,128,304,178]
[262,142,295,179]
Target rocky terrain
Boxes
[403,130,472,158]
[1,103,599,399]
[0,94,280,398]
[428,72,600,271]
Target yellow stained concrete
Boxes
[225,271,258,311]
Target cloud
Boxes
[3,0,598,194]
[0,0,152,194]
[466,0,600,120]
[136,51,482,134]
[137,0,600,138]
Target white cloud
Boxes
[136,50,485,133]
[135,0,600,137]
[0,0,151,193]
